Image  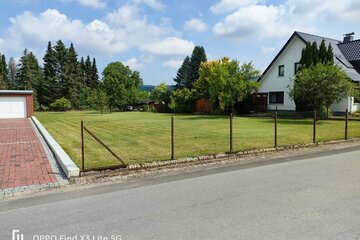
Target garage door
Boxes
[0,96,27,118]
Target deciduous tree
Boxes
[195,57,259,112]
[289,64,353,112]
[102,62,142,112]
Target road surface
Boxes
[1,146,360,240]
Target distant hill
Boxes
[141,85,155,92]
[141,85,174,92]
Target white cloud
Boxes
[163,59,182,68]
[1,9,126,55]
[184,18,208,32]
[261,46,276,55]
[0,7,192,58]
[76,0,106,9]
[132,0,166,11]
[141,37,194,56]
[211,0,360,41]
[213,5,291,40]
[210,0,262,14]
[286,0,360,21]
[123,57,144,70]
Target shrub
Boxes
[50,97,72,111]
[352,110,360,117]
[169,88,194,113]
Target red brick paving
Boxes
[0,118,57,189]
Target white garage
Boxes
[0,90,34,119]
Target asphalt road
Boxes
[1,147,360,240]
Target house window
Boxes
[294,62,301,74]
[269,92,284,104]
[278,65,285,76]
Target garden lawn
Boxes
[35,111,360,169]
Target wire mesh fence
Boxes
[80,110,360,172]
[233,113,275,151]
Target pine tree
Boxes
[54,40,68,98]
[17,50,44,102]
[0,54,7,89]
[84,55,92,87]
[80,57,86,85]
[300,43,314,68]
[187,46,207,89]
[174,56,190,89]
[64,42,82,108]
[326,43,334,65]
[91,57,99,88]
[319,39,327,64]
[43,41,57,104]
[7,57,17,89]
[300,40,335,69]
[311,42,319,65]
[16,49,31,89]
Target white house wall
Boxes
[330,98,350,114]
[258,36,305,111]
[258,35,357,114]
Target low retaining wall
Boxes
[31,116,80,178]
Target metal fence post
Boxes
[171,116,174,160]
[345,108,348,140]
[81,120,85,173]
[230,112,233,153]
[274,110,278,148]
[313,110,317,144]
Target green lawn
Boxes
[35,111,360,170]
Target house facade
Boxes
[257,31,360,114]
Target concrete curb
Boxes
[31,116,80,178]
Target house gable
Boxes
[257,33,306,110]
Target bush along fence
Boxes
[80,109,360,173]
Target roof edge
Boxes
[258,32,305,82]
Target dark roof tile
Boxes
[338,40,360,61]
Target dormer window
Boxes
[278,65,284,77]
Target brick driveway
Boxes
[0,118,57,189]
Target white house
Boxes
[257,31,360,114]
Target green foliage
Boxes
[187,46,207,89]
[7,57,17,89]
[43,41,57,104]
[326,44,334,65]
[169,88,194,113]
[289,64,353,111]
[354,89,360,103]
[137,90,150,99]
[174,56,190,89]
[194,57,259,112]
[5,40,100,110]
[174,46,207,90]
[81,55,99,89]
[50,97,71,111]
[102,62,143,112]
[64,43,83,108]
[352,110,360,117]
[150,82,171,105]
[296,40,336,111]
[16,49,48,108]
[0,53,7,89]
[299,40,334,69]
[88,87,109,114]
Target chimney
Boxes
[343,32,354,43]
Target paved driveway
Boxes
[0,118,57,189]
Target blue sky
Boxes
[0,0,359,85]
